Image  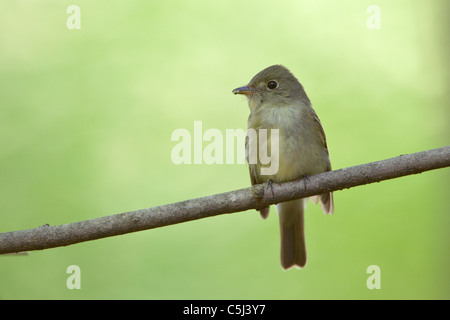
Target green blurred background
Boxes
[0,0,448,299]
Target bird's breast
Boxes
[247,104,327,183]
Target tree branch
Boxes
[0,146,449,254]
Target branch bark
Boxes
[0,146,449,254]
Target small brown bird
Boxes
[233,65,334,269]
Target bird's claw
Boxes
[266,179,281,197]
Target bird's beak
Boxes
[232,86,256,96]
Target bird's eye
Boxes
[267,80,278,89]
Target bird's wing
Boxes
[309,107,334,214]
[310,107,328,150]
[246,133,270,219]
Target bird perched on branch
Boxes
[233,65,334,269]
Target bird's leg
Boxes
[302,174,311,190]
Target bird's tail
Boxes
[311,192,334,215]
[277,199,306,270]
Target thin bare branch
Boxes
[0,146,449,254]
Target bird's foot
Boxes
[266,179,281,197]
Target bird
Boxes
[232,65,334,269]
